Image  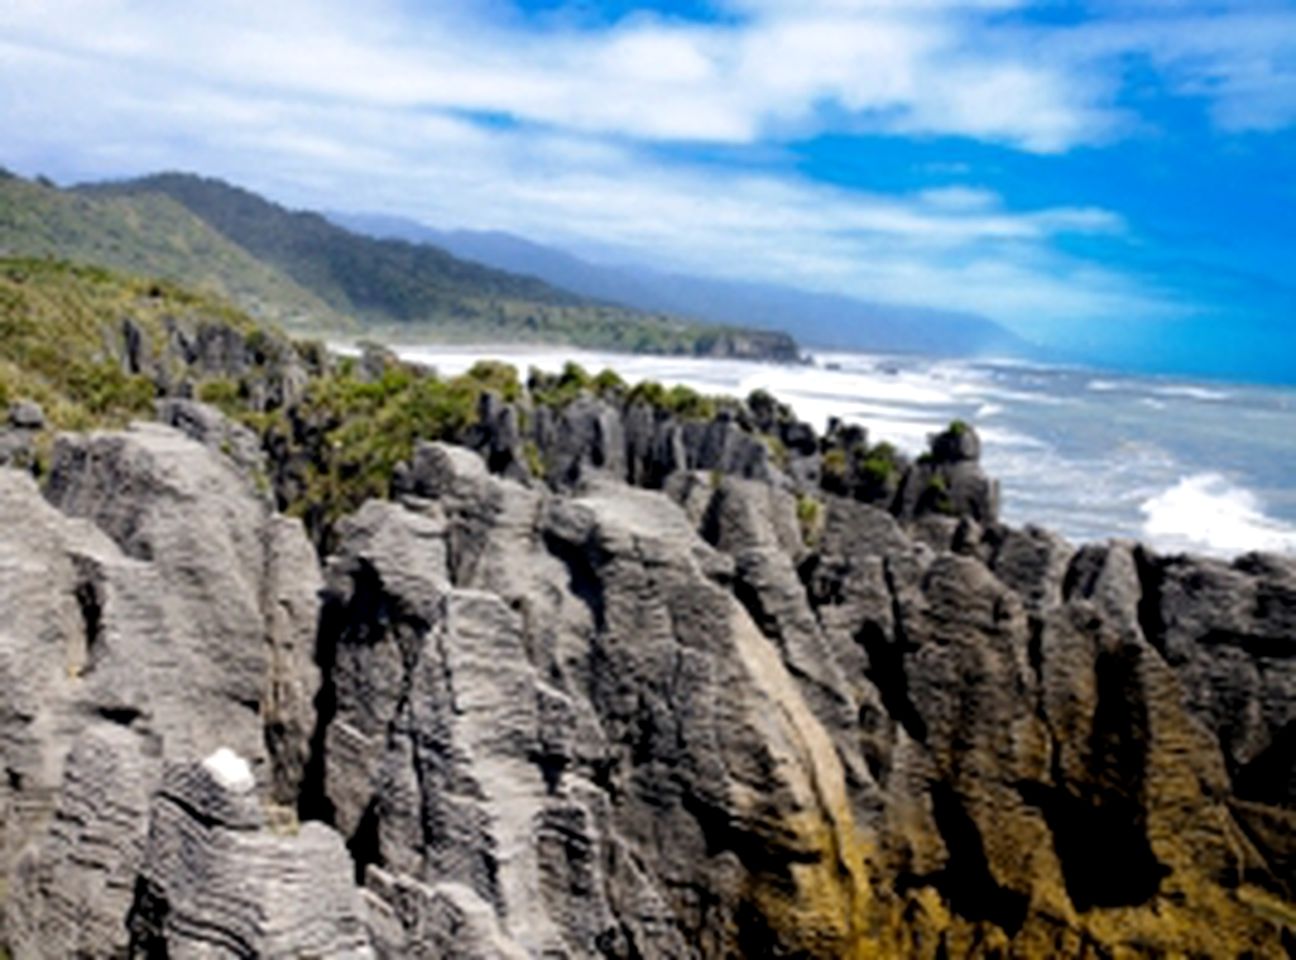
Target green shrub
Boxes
[294,338,327,369]
[529,361,594,408]
[796,494,824,546]
[523,440,545,478]
[592,368,626,396]
[823,448,848,481]
[763,433,789,468]
[245,327,271,363]
[626,380,667,409]
[559,361,591,389]
[64,364,156,419]
[198,377,242,414]
[857,442,899,489]
[663,384,716,420]
[747,388,777,413]
[288,368,482,531]
[924,473,955,515]
[747,388,790,424]
[464,360,522,402]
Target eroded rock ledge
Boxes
[1,401,1294,958]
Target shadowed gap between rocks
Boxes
[1200,628,1296,662]
[348,798,384,885]
[542,530,607,633]
[1022,644,1169,912]
[923,783,1029,935]
[1235,721,1296,807]
[73,576,103,664]
[855,620,926,745]
[297,562,400,825]
[1134,548,1167,656]
[298,590,341,825]
[125,875,170,960]
[730,575,778,646]
[1017,779,1168,912]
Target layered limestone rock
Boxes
[128,749,372,957]
[0,419,332,956]
[316,444,880,957]
[1,410,1295,957]
[460,388,997,528]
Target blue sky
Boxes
[1,0,1293,381]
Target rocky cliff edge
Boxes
[1,385,1294,956]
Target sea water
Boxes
[386,343,1296,560]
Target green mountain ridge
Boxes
[0,170,338,329]
[0,167,797,358]
[71,172,799,359]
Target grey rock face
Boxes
[7,725,160,958]
[0,423,327,957]
[0,400,43,469]
[314,444,878,957]
[41,423,320,792]
[536,395,628,486]
[929,422,979,463]
[466,390,530,483]
[128,751,373,959]
[364,869,530,960]
[7,401,44,431]
[680,415,779,483]
[156,397,268,485]
[4,414,1296,958]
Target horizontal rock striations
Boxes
[0,382,1294,956]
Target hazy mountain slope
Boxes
[0,171,337,328]
[332,211,1029,356]
[86,175,591,319]
[80,174,796,359]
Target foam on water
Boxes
[1140,474,1296,557]
[1149,385,1232,402]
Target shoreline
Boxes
[329,338,1296,561]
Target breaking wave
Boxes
[1141,473,1296,557]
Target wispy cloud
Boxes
[5,0,1291,152]
[0,0,1122,150]
[1062,7,1296,133]
[0,0,1292,346]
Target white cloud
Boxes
[2,1,1292,151]
[0,26,1151,339]
[1037,6,1296,134]
[0,0,1119,151]
[1,0,1291,346]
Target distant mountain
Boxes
[332,211,1030,357]
[73,174,796,359]
[0,170,337,328]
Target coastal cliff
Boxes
[1,264,1294,956]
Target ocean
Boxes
[383,343,1296,560]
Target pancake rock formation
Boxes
[1,404,1294,958]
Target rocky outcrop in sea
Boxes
[1,363,1294,956]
